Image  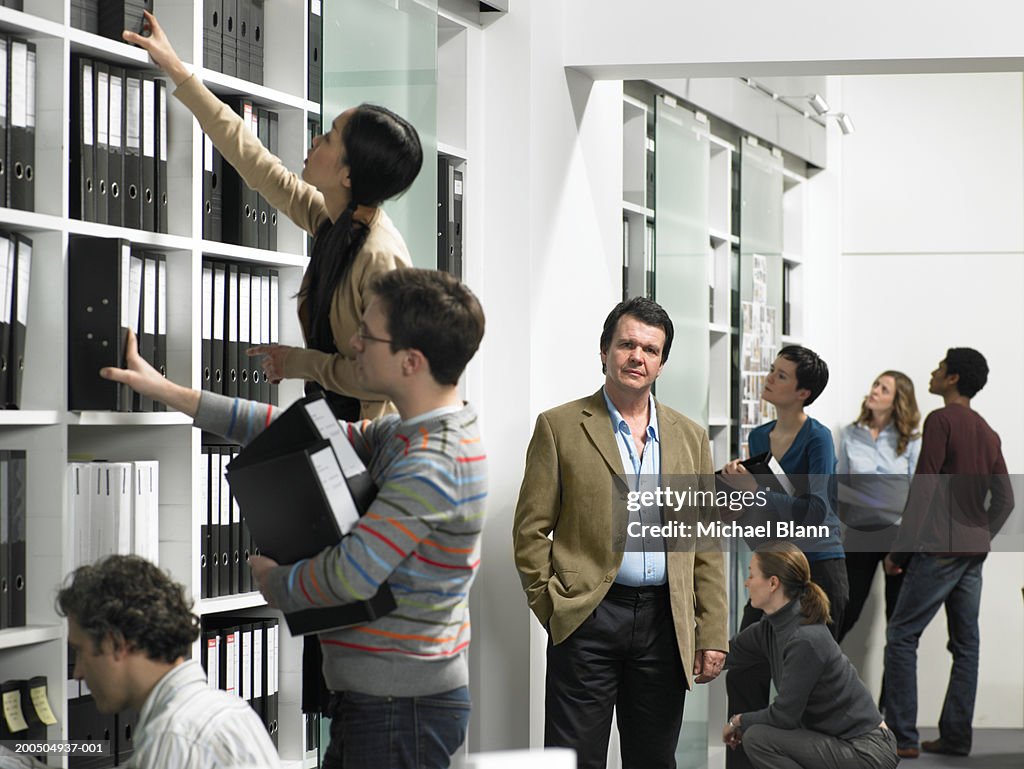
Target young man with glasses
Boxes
[102,268,487,769]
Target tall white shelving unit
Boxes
[0,1,317,766]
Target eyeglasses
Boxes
[356,324,392,345]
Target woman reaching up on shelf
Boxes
[836,371,921,642]
[124,11,423,423]
[722,542,899,769]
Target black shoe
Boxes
[921,739,970,756]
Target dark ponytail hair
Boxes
[754,541,831,626]
[301,104,423,354]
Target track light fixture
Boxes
[740,77,853,135]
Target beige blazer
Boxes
[513,389,729,688]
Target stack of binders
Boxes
[201,616,279,745]
[70,0,100,34]
[225,391,397,636]
[66,460,160,573]
[212,98,279,250]
[68,237,168,413]
[0,35,36,212]
[0,449,27,630]
[0,230,31,409]
[200,258,280,405]
[71,55,169,233]
[203,0,265,84]
[0,676,56,762]
[200,442,261,599]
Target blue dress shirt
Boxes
[603,389,666,586]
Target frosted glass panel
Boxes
[654,97,710,428]
[654,98,711,769]
[324,0,438,268]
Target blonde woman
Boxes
[836,371,921,641]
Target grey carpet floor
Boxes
[907,728,1024,768]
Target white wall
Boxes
[467,2,625,750]
[838,72,1024,728]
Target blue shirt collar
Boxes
[602,388,659,444]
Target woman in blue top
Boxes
[836,371,921,642]
[722,345,847,769]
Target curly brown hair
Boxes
[57,555,199,662]
[855,370,921,456]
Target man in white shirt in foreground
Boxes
[0,555,279,769]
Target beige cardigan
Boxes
[175,76,411,419]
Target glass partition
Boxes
[654,97,711,427]
[324,0,438,267]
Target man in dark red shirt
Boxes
[882,348,1014,759]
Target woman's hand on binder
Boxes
[100,329,201,418]
[247,344,294,385]
[720,459,758,492]
[249,555,280,608]
[123,11,192,88]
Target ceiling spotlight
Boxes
[807,93,830,116]
[833,112,855,135]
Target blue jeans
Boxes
[883,554,984,752]
[322,687,471,769]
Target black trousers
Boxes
[838,550,904,643]
[726,556,849,769]
[545,583,686,769]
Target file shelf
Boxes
[0,1,319,765]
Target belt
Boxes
[607,582,669,599]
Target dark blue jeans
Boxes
[883,554,984,752]
[322,687,471,769]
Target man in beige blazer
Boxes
[513,297,729,769]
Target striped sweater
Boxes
[194,392,487,696]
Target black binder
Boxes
[155,78,169,233]
[211,260,225,395]
[7,38,34,212]
[7,449,25,627]
[154,253,167,409]
[93,61,110,224]
[201,260,213,391]
[715,451,795,496]
[70,56,95,222]
[307,0,322,102]
[203,0,224,73]
[140,74,157,232]
[67,236,132,411]
[268,268,279,405]
[0,37,9,210]
[237,264,251,401]
[200,445,212,598]
[226,392,394,635]
[123,71,143,230]
[248,263,262,401]
[267,112,278,250]
[0,234,12,407]
[256,108,269,249]
[202,135,215,239]
[221,0,239,78]
[127,252,143,411]
[225,262,239,398]
[107,66,125,227]
[236,0,251,82]
[254,265,270,403]
[7,232,30,409]
[137,253,157,411]
[98,0,153,42]
[217,446,232,595]
[251,0,264,85]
